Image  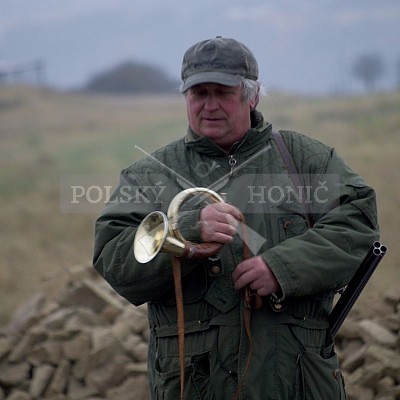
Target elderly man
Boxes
[93,37,379,399]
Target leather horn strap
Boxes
[231,214,262,400]
[172,213,261,399]
[172,255,185,400]
[172,241,224,400]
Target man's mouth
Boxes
[203,117,224,122]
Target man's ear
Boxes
[249,94,259,110]
[249,87,260,110]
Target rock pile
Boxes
[0,266,399,400]
[0,267,149,400]
[335,291,400,400]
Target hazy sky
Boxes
[1,0,399,94]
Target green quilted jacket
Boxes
[93,110,379,399]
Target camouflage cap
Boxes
[180,37,259,92]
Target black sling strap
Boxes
[272,130,314,228]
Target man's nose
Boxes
[204,94,219,111]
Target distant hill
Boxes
[83,61,179,94]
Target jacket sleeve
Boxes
[93,168,199,306]
[262,149,380,299]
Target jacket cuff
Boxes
[176,209,202,242]
[261,251,293,301]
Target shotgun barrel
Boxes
[329,241,387,338]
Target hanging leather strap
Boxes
[241,216,263,310]
[172,256,185,400]
[231,214,261,400]
[172,213,261,400]
[272,130,314,228]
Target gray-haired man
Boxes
[94,37,379,399]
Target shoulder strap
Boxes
[271,130,314,228]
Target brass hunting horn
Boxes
[133,187,225,263]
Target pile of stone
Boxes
[335,291,400,400]
[0,266,399,400]
[0,267,149,400]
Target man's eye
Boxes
[217,89,234,96]
[190,90,204,98]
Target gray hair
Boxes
[241,78,262,107]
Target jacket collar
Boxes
[184,110,272,156]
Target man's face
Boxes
[185,83,256,151]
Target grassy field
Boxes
[0,86,399,325]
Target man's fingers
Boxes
[200,220,237,243]
[212,203,242,221]
[232,257,280,296]
[199,203,241,242]
[225,213,239,227]
[232,264,256,290]
[205,220,237,235]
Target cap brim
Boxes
[180,71,243,92]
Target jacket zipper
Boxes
[228,154,237,176]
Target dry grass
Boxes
[0,86,398,324]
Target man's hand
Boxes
[199,203,241,243]
[232,256,280,297]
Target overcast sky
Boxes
[1,0,399,94]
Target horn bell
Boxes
[133,211,187,263]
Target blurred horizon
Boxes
[1,1,399,95]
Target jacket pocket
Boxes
[152,327,218,399]
[278,314,345,400]
[293,345,346,400]
[154,350,215,400]
[285,316,345,400]
[278,214,308,241]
